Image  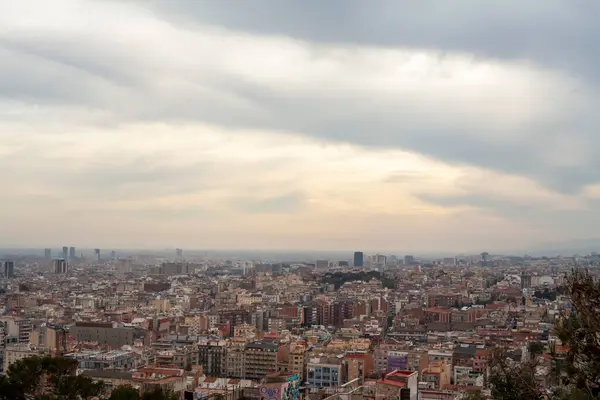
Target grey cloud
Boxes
[150,0,600,84]
[2,0,600,198]
[203,80,600,194]
[3,30,599,196]
[3,33,600,196]
[0,35,268,127]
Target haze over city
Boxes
[2,1,600,254]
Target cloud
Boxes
[0,0,599,252]
[151,0,600,84]
[2,0,598,195]
[231,192,307,214]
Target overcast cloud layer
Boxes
[1,0,599,253]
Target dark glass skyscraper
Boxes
[353,251,364,267]
[54,259,68,274]
[4,261,14,279]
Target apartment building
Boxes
[288,342,309,381]
[3,343,51,372]
[244,341,279,380]
[0,317,33,344]
[197,340,227,377]
[225,339,246,379]
[421,361,451,390]
[70,322,144,348]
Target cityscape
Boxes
[0,246,596,399]
[2,0,600,399]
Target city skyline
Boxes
[1,1,600,252]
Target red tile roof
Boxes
[379,379,406,388]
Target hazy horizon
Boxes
[3,237,600,260]
[2,1,599,252]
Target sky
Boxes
[1,0,599,253]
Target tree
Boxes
[141,387,179,400]
[0,355,101,400]
[51,374,104,400]
[460,390,488,400]
[0,375,23,400]
[554,268,600,397]
[109,386,140,400]
[487,348,544,400]
[6,356,45,399]
[528,341,545,360]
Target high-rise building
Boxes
[315,260,329,270]
[53,259,68,275]
[480,252,490,267]
[404,255,415,265]
[3,261,15,279]
[62,247,68,260]
[176,248,183,257]
[94,249,101,261]
[521,272,532,289]
[353,251,364,267]
[69,247,76,260]
[110,250,116,260]
[44,248,52,259]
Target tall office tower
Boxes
[353,251,364,267]
[315,259,329,270]
[119,259,133,274]
[53,259,68,274]
[69,247,76,260]
[62,246,68,260]
[176,248,183,257]
[404,255,415,265]
[94,249,101,261]
[480,252,489,267]
[3,261,15,279]
[44,248,52,259]
[521,271,532,289]
[110,250,116,260]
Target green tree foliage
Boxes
[109,386,140,400]
[534,288,557,301]
[52,374,105,400]
[528,341,545,359]
[461,390,488,400]
[554,269,600,397]
[487,348,544,400]
[0,356,103,400]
